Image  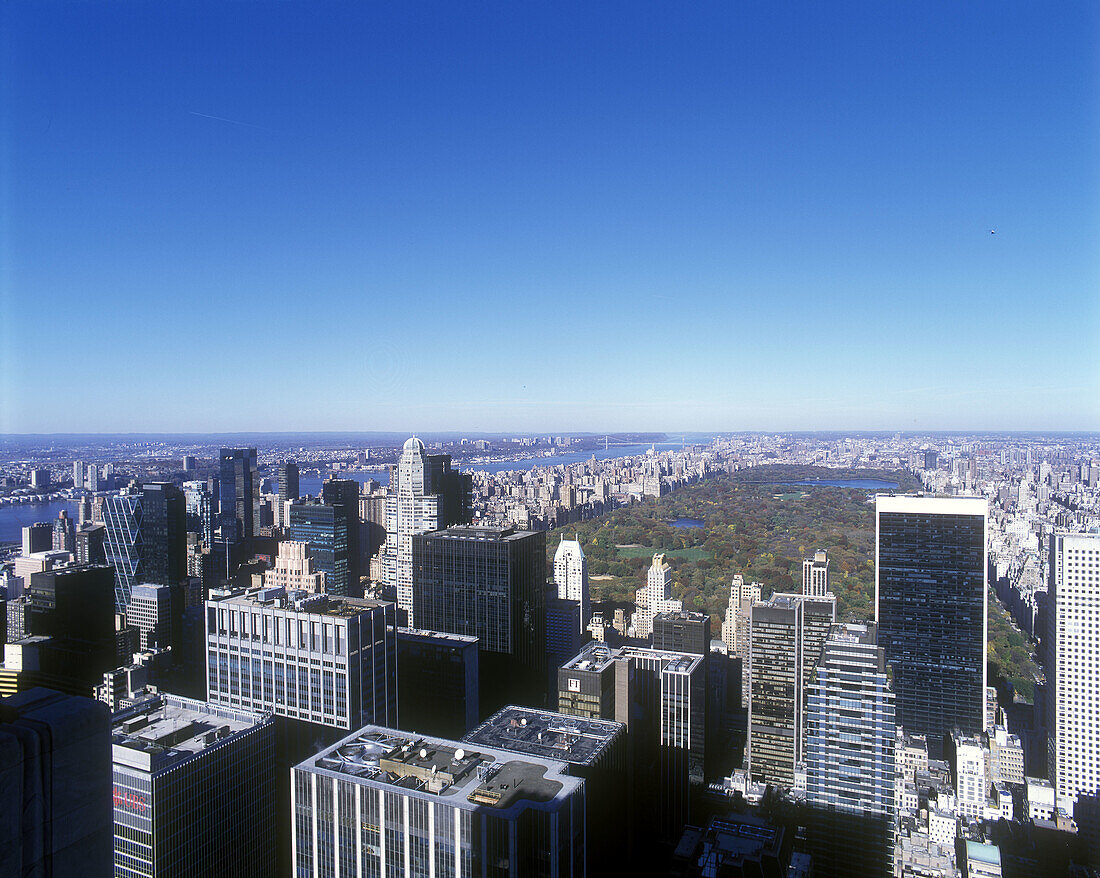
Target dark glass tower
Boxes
[277,460,299,504]
[218,448,258,543]
[140,482,186,587]
[413,525,546,713]
[875,495,987,759]
[321,478,360,597]
[287,501,350,596]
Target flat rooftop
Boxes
[428,526,536,542]
[300,725,582,815]
[463,705,623,767]
[209,586,390,618]
[398,626,479,646]
[112,694,270,774]
[560,641,704,675]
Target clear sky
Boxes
[2,1,1097,434]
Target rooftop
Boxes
[112,693,270,774]
[208,586,390,618]
[301,725,582,815]
[398,626,479,645]
[560,640,704,675]
[463,705,623,767]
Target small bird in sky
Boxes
[990,229,996,235]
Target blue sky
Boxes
[2,1,1097,433]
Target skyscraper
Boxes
[22,521,53,555]
[139,482,186,588]
[633,553,682,639]
[802,550,829,597]
[378,438,471,626]
[111,693,276,878]
[396,627,479,738]
[721,574,761,708]
[413,525,546,712]
[218,448,258,543]
[0,688,113,878]
[104,491,143,613]
[652,609,709,655]
[804,623,896,878]
[747,593,836,788]
[553,537,589,633]
[875,495,987,759]
[322,477,361,597]
[287,500,352,597]
[205,587,397,733]
[52,510,75,553]
[277,460,299,505]
[1044,532,1100,808]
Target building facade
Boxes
[802,550,829,597]
[218,448,259,543]
[721,574,761,709]
[111,693,275,878]
[553,538,589,633]
[748,593,836,788]
[1044,532,1100,807]
[875,495,987,759]
[413,525,546,712]
[397,627,480,739]
[633,553,682,639]
[292,725,585,878]
[205,587,397,732]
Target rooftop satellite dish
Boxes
[454,749,465,761]
[419,748,428,759]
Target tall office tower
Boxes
[747,593,836,788]
[322,477,361,596]
[804,623,896,878]
[205,587,397,733]
[802,550,829,597]
[104,490,143,613]
[277,460,299,505]
[553,537,589,633]
[721,574,762,708]
[111,693,276,878]
[1044,532,1100,808]
[293,725,586,878]
[24,565,118,691]
[86,463,102,492]
[0,688,113,878]
[22,521,53,555]
[287,500,351,596]
[359,491,388,558]
[382,438,443,626]
[653,609,709,655]
[77,495,92,525]
[379,438,472,626]
[139,482,186,587]
[413,525,546,713]
[75,523,107,565]
[51,510,75,553]
[396,627,479,738]
[924,450,939,470]
[464,705,628,876]
[633,553,682,639]
[218,447,258,543]
[262,541,326,593]
[73,460,85,490]
[545,596,582,694]
[875,495,987,759]
[30,468,50,489]
[557,641,705,843]
[127,583,173,651]
[182,454,197,472]
[183,480,214,546]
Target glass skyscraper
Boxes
[875,495,987,759]
[218,447,258,543]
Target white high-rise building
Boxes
[378,437,441,627]
[721,574,762,708]
[631,553,681,639]
[803,550,829,597]
[1045,532,1100,807]
[553,537,589,632]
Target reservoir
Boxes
[669,518,705,529]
